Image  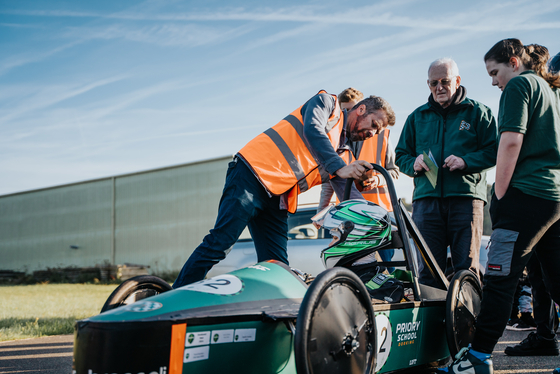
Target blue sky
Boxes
[1,0,559,201]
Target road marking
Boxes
[0,345,71,352]
[0,352,72,360]
[495,370,551,373]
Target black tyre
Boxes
[101,275,172,313]
[446,269,482,357]
[295,267,376,374]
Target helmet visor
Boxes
[311,205,334,229]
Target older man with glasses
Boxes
[395,58,498,286]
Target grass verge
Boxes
[0,284,118,342]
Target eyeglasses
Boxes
[429,77,456,87]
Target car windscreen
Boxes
[237,209,332,241]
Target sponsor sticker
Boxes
[185,331,211,347]
[84,368,167,374]
[488,264,502,272]
[126,301,163,312]
[396,321,421,346]
[248,265,270,272]
[178,274,243,295]
[211,329,234,344]
[183,346,210,363]
[234,328,256,342]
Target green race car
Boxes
[73,165,482,374]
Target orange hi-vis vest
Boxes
[337,129,393,211]
[238,91,345,213]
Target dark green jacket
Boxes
[395,96,497,202]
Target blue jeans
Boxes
[378,249,395,273]
[413,197,484,286]
[173,158,288,288]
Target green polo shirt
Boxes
[498,70,560,201]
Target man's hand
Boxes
[335,160,371,179]
[414,154,429,172]
[360,175,380,191]
[443,155,466,171]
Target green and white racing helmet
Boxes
[312,199,391,269]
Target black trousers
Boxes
[412,197,483,286]
[527,249,559,339]
[472,187,560,353]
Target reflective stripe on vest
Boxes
[359,129,392,211]
[334,129,393,211]
[238,90,344,213]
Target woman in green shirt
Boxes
[437,39,560,374]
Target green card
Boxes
[422,151,438,189]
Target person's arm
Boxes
[330,176,365,201]
[495,132,524,199]
[317,183,334,213]
[302,93,371,184]
[494,76,533,198]
[382,138,399,182]
[302,94,347,175]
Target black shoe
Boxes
[506,318,520,329]
[504,332,559,356]
[506,318,537,331]
[520,312,537,328]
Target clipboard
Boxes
[422,151,438,189]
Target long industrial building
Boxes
[0,157,232,274]
[0,156,323,275]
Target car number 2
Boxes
[375,314,392,372]
[178,274,243,295]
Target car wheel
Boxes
[100,275,172,313]
[445,269,482,357]
[295,267,376,374]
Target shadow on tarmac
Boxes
[0,330,558,374]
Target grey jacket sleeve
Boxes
[330,176,365,203]
[372,138,399,186]
[317,183,334,213]
[384,138,400,181]
[302,93,347,176]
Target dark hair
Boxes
[352,95,396,127]
[484,38,560,88]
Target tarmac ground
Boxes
[0,329,558,374]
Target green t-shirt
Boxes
[498,70,560,201]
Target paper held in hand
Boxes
[422,150,438,189]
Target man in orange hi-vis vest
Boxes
[173,91,396,288]
[318,88,399,212]
[317,88,399,271]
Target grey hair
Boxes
[428,58,460,77]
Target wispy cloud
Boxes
[0,22,44,28]
[235,22,326,53]
[1,0,559,196]
[0,75,128,124]
[65,22,256,47]
[0,39,84,76]
[3,1,560,31]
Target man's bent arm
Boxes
[302,93,347,175]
